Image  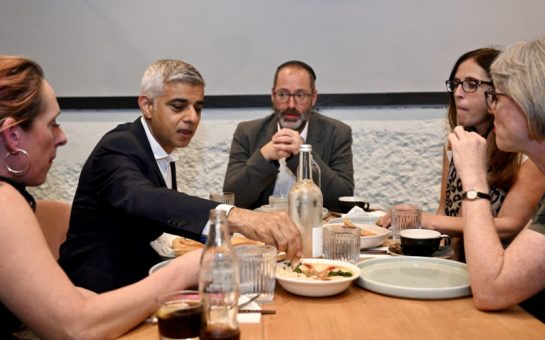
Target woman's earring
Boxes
[4,148,30,176]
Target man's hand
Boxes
[260,128,303,161]
[227,208,303,260]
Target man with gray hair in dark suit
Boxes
[223,60,354,212]
[59,59,302,293]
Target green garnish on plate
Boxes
[328,270,353,277]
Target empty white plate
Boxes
[356,257,471,300]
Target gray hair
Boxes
[490,36,545,140]
[140,59,205,100]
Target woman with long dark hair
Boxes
[380,48,545,260]
[450,36,545,321]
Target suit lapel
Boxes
[131,118,169,188]
[306,112,323,152]
[258,114,278,147]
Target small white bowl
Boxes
[325,221,390,249]
[328,216,379,225]
[149,259,173,275]
[356,224,390,249]
[276,259,361,297]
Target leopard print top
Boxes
[444,158,506,217]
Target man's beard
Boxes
[275,107,310,131]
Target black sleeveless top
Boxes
[0,176,36,338]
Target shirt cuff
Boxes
[200,204,235,241]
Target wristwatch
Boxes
[462,189,491,201]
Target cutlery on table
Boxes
[238,293,261,309]
[238,309,276,314]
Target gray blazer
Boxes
[223,112,354,212]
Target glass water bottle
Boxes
[289,144,324,258]
[199,210,241,340]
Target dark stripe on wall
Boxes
[58,92,449,110]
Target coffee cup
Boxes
[400,229,451,256]
[338,196,370,213]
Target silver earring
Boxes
[4,148,30,176]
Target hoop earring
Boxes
[4,148,30,176]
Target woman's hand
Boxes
[448,126,489,191]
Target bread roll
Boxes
[172,237,204,257]
[231,234,265,247]
[171,235,264,256]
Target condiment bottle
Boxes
[289,144,324,258]
[199,210,241,340]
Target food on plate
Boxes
[278,261,354,281]
[172,234,264,256]
[172,238,204,257]
[359,228,377,237]
[231,234,265,247]
[332,219,379,237]
[342,217,357,228]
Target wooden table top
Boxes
[119,283,545,340]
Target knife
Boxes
[239,309,276,315]
[360,249,389,254]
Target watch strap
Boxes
[462,190,491,201]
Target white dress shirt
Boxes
[141,118,232,255]
[272,121,309,196]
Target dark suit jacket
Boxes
[223,112,354,211]
[59,118,217,292]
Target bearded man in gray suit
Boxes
[223,60,354,212]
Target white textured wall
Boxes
[29,106,448,212]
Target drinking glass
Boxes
[235,245,277,303]
[268,195,288,212]
[391,204,422,243]
[156,290,202,340]
[209,192,235,205]
[322,225,360,263]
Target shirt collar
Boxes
[140,117,178,162]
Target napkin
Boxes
[237,298,262,324]
[150,232,178,257]
[341,206,386,219]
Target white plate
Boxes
[276,259,361,297]
[255,206,329,218]
[356,257,471,300]
[328,216,380,225]
[325,220,390,249]
[149,259,173,275]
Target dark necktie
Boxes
[170,161,177,191]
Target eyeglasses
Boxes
[484,90,508,111]
[273,91,312,104]
[445,78,493,93]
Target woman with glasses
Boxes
[449,36,545,321]
[380,48,545,261]
[0,56,202,338]
[432,48,545,260]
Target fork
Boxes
[238,293,261,309]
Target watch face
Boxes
[467,191,478,200]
